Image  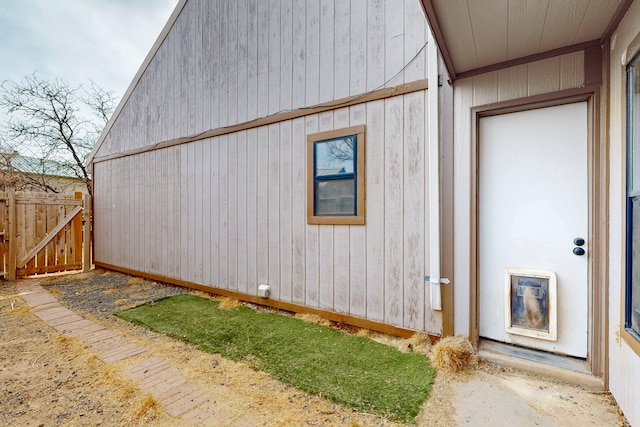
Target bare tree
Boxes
[0,74,116,195]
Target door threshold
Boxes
[478,339,603,391]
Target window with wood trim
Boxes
[626,52,640,344]
[307,125,365,225]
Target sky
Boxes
[0,0,179,109]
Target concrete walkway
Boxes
[16,280,219,425]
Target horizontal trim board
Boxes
[456,40,600,81]
[18,262,83,276]
[92,79,429,164]
[95,261,434,341]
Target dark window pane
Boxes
[315,179,355,216]
[631,197,640,335]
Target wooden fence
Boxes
[0,189,91,280]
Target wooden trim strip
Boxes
[92,79,429,164]
[18,205,82,268]
[94,261,435,340]
[16,198,83,206]
[456,40,600,81]
[601,0,633,42]
[18,262,82,276]
[419,0,456,81]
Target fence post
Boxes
[82,193,92,272]
[7,188,16,280]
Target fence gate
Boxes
[0,189,91,280]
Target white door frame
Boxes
[468,89,607,377]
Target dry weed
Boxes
[132,394,159,420]
[404,332,433,356]
[102,288,118,295]
[218,297,242,310]
[431,336,477,373]
[294,312,332,327]
[128,277,145,285]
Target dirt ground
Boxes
[0,269,630,426]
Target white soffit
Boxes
[428,0,625,76]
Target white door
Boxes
[478,102,588,358]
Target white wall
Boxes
[451,52,586,335]
[608,1,640,425]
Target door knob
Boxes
[573,237,585,246]
[573,247,585,256]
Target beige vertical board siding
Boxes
[246,0,257,121]
[560,51,585,90]
[404,0,427,84]
[279,121,293,302]
[93,0,429,159]
[237,0,248,124]
[194,141,204,283]
[179,145,189,281]
[365,99,385,322]
[228,0,239,127]
[452,52,585,335]
[246,128,259,294]
[497,64,528,102]
[90,0,450,334]
[333,108,351,314]
[210,0,221,131]
[528,56,561,96]
[219,0,229,128]
[257,126,269,290]
[305,115,320,307]
[280,0,293,112]
[169,147,181,279]
[292,0,306,109]
[268,123,281,299]
[202,140,212,285]
[318,112,335,311]
[219,135,229,288]
[268,0,281,115]
[201,0,213,131]
[319,0,334,104]
[292,117,307,304]
[334,0,350,100]
[237,131,248,294]
[385,0,404,87]
[403,91,426,331]
[384,96,404,326]
[350,0,366,96]
[257,0,269,119]
[209,136,220,286]
[349,104,367,318]
[160,148,169,277]
[194,0,203,133]
[228,133,238,291]
[305,1,320,106]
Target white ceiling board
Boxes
[425,0,627,77]
[506,0,549,60]
[538,0,590,52]
[468,0,509,67]
[433,0,479,73]
[575,0,623,43]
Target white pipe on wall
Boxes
[426,30,446,310]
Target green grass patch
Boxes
[116,294,435,424]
